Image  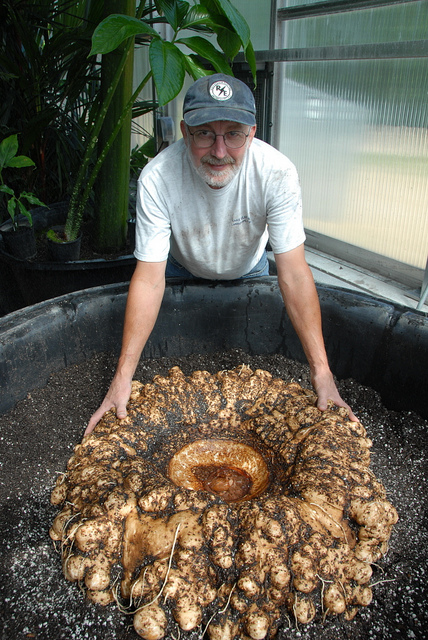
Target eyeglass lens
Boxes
[192,131,247,149]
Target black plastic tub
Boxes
[0,277,427,418]
[0,202,136,314]
[0,242,136,309]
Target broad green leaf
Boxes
[139,138,157,158]
[0,185,14,196]
[208,0,250,48]
[90,15,159,56]
[199,0,217,12]
[216,28,242,60]
[17,200,33,225]
[8,156,36,169]
[21,192,46,207]
[245,40,257,84]
[0,134,19,170]
[153,0,165,14]
[155,0,190,30]
[7,197,17,221]
[149,40,186,105]
[184,54,212,80]
[176,36,232,75]
[180,6,216,30]
[190,11,233,36]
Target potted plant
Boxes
[0,134,45,260]
[44,226,82,262]
[0,1,105,208]
[61,0,256,251]
[0,1,140,259]
[0,0,255,309]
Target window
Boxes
[273,0,427,270]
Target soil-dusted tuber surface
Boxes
[48,364,399,639]
[0,350,427,640]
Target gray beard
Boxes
[195,161,239,188]
[185,145,245,189]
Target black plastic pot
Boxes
[47,226,82,262]
[0,279,427,419]
[0,222,36,260]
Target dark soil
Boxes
[0,350,427,640]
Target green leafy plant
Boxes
[1,1,255,256]
[63,0,256,249]
[0,0,105,205]
[0,134,45,231]
[130,138,157,178]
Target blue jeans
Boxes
[165,251,269,280]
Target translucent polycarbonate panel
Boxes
[280,1,427,47]
[275,59,428,269]
[233,0,273,50]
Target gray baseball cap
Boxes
[183,73,256,127]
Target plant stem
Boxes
[64,28,135,240]
[64,0,149,242]
[94,0,137,251]
[72,70,153,241]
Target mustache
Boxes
[201,155,236,166]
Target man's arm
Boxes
[85,259,166,435]
[274,244,357,421]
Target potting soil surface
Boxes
[0,350,427,640]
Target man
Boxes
[86,73,356,434]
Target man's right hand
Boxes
[85,376,132,436]
[84,260,167,438]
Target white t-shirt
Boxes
[134,137,305,280]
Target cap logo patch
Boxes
[209,80,232,101]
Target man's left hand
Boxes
[311,369,358,422]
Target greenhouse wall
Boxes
[273,0,427,270]
[231,0,273,50]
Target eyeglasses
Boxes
[188,128,251,149]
